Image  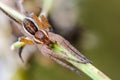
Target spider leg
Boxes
[37,44,83,63]
[37,44,82,76]
[19,37,34,45]
[18,45,24,62]
[61,40,92,63]
[40,15,51,29]
[49,55,82,76]
[18,37,34,62]
[49,50,82,63]
[48,32,91,64]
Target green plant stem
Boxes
[0,2,111,80]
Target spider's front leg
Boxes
[11,37,34,62]
[19,37,34,62]
[19,37,34,45]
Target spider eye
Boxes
[23,18,38,35]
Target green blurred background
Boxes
[0,0,120,80]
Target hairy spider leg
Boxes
[49,55,82,76]
[18,37,34,61]
[48,32,91,64]
[36,44,82,76]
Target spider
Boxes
[0,0,91,76]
